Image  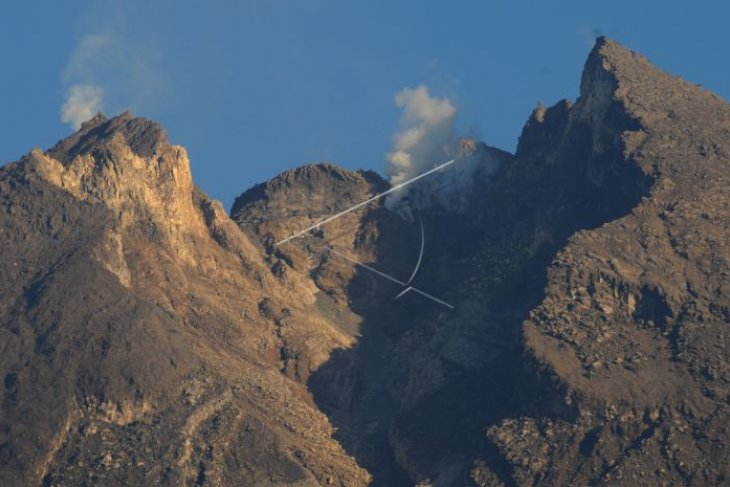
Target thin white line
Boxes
[395,286,413,299]
[395,284,453,309]
[328,247,406,286]
[395,286,454,309]
[327,246,453,309]
[405,216,425,285]
[275,159,455,246]
[408,287,454,309]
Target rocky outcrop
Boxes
[502,37,730,486]
[233,38,730,486]
[0,114,369,486]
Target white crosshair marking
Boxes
[275,159,456,309]
[325,246,454,310]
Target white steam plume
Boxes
[59,34,112,130]
[386,86,457,185]
[59,31,163,131]
[61,84,104,130]
[385,86,458,209]
[385,86,504,215]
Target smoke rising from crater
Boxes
[386,86,457,186]
[385,86,460,212]
[59,34,111,130]
[59,31,163,130]
[385,86,504,215]
[61,84,104,130]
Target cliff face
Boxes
[0,113,370,486]
[501,38,730,486]
[1,37,729,487]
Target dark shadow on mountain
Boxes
[309,96,652,485]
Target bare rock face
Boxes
[1,37,729,487]
[0,114,369,486]
[232,38,730,486]
[505,37,730,486]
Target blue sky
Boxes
[1,1,728,209]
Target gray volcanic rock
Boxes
[232,38,730,486]
[501,37,730,486]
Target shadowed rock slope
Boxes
[233,38,730,486]
[493,38,730,486]
[1,37,728,487]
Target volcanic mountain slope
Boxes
[232,38,730,486]
[0,113,372,486]
[492,39,730,486]
[0,37,729,487]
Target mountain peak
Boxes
[231,162,386,231]
[79,112,107,131]
[584,36,650,74]
[16,111,200,252]
[581,36,726,121]
[49,111,170,164]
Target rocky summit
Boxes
[1,38,728,486]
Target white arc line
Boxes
[401,287,454,309]
[327,246,453,309]
[275,159,455,246]
[405,216,425,285]
[328,247,406,286]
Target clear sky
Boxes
[1,1,728,209]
